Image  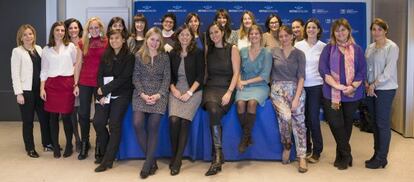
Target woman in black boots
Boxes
[201,22,240,176]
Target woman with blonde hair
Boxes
[11,24,53,157]
[236,25,272,153]
[77,17,108,160]
[237,11,256,50]
[132,27,170,179]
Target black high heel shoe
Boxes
[27,150,39,158]
[63,145,73,158]
[337,157,352,170]
[170,162,182,176]
[149,161,158,175]
[94,162,113,172]
[140,169,150,179]
[365,159,387,169]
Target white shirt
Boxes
[237,36,250,50]
[40,43,77,81]
[294,40,326,87]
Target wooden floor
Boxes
[0,121,413,182]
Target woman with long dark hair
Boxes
[202,22,240,176]
[168,24,204,175]
[40,21,81,158]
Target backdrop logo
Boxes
[289,6,309,13]
[312,8,329,14]
[168,5,186,13]
[259,5,278,13]
[198,5,215,13]
[229,5,244,12]
[137,5,156,12]
[325,18,332,24]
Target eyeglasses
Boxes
[269,21,279,25]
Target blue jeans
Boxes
[304,85,323,155]
[366,89,396,161]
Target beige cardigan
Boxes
[11,45,42,95]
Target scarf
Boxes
[330,41,355,109]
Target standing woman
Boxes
[185,13,204,50]
[294,18,326,163]
[235,25,272,153]
[263,14,282,49]
[237,11,256,50]
[94,29,135,172]
[64,18,83,152]
[11,24,53,157]
[168,25,205,175]
[132,27,170,179]
[202,22,240,176]
[291,19,305,44]
[270,25,307,173]
[40,21,80,158]
[161,12,177,52]
[318,18,366,170]
[214,9,238,45]
[107,17,129,37]
[365,18,399,169]
[77,17,108,160]
[128,13,148,55]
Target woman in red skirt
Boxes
[40,21,81,158]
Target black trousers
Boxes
[93,94,131,164]
[304,85,323,155]
[78,85,95,141]
[18,91,52,151]
[322,98,359,159]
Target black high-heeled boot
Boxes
[205,125,224,176]
[366,158,387,169]
[78,140,89,160]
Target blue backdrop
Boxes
[134,0,367,49]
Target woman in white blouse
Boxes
[294,18,326,163]
[237,11,256,50]
[40,21,81,158]
[364,18,399,169]
[11,24,53,158]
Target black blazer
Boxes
[169,48,205,92]
[96,52,135,100]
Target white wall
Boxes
[65,0,133,27]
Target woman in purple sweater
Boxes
[318,18,366,170]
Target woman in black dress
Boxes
[202,22,240,176]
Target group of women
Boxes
[11,8,398,179]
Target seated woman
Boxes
[168,25,205,175]
[202,22,240,176]
[132,27,170,179]
[236,25,272,153]
[93,29,135,172]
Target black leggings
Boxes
[49,113,73,149]
[169,116,190,165]
[133,111,162,171]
